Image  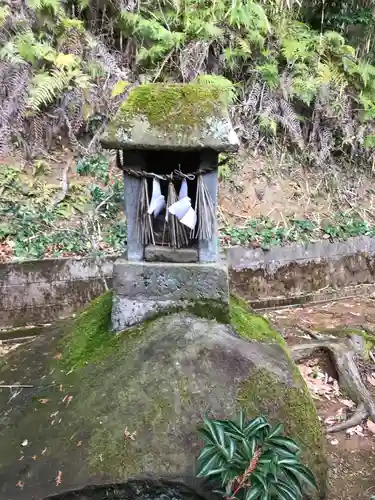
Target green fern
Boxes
[28,0,61,15]
[0,5,10,26]
[27,69,70,111]
[257,63,279,89]
[14,31,56,65]
[193,74,237,104]
[0,41,26,65]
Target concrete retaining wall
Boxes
[2,236,375,328]
[0,257,115,328]
[228,236,375,308]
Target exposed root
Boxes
[290,339,375,433]
[325,403,368,434]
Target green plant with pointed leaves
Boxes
[196,412,317,500]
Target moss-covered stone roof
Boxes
[100,83,240,152]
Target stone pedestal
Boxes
[111,260,229,331]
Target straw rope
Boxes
[116,151,217,180]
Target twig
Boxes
[221,207,249,220]
[0,384,34,388]
[0,336,37,344]
[153,49,174,82]
[296,324,323,340]
[94,192,115,213]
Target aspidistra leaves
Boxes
[196,412,317,500]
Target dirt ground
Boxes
[218,150,375,226]
[5,147,375,225]
[265,297,375,500]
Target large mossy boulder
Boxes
[0,294,326,499]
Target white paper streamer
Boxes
[148,178,166,217]
[168,195,196,230]
[178,179,188,200]
[180,206,197,230]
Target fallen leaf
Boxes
[367,419,375,434]
[65,395,73,406]
[55,471,63,486]
[16,481,24,489]
[124,427,137,441]
[39,399,49,404]
[59,384,63,392]
[32,455,38,461]
[324,416,336,425]
[346,425,365,437]
[21,439,28,447]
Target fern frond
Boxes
[226,0,270,33]
[27,69,69,111]
[257,63,279,89]
[193,74,237,104]
[352,61,375,87]
[236,37,252,55]
[0,5,10,26]
[317,62,347,87]
[0,41,27,66]
[323,31,345,48]
[28,0,61,15]
[290,75,319,105]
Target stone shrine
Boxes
[100,83,239,330]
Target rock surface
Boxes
[0,295,326,499]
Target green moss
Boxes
[238,369,327,496]
[186,299,230,324]
[229,294,286,347]
[60,291,118,370]
[117,83,226,132]
[59,293,231,371]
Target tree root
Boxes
[325,403,368,433]
[290,338,375,433]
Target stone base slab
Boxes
[111,260,229,331]
[145,245,198,263]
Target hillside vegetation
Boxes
[1,0,375,164]
[3,0,375,261]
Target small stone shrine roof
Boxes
[100,83,240,152]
